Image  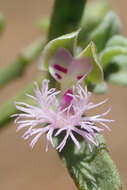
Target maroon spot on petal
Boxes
[77,75,83,80]
[55,73,62,79]
[53,64,67,73]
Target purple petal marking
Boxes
[77,75,84,80]
[55,73,62,79]
[53,64,67,73]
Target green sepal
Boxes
[57,134,122,190]
[89,11,121,52]
[78,42,103,84]
[42,31,79,70]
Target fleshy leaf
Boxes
[80,0,110,30]
[106,35,127,48]
[89,11,121,52]
[108,71,127,86]
[57,134,122,190]
[111,54,127,68]
[100,35,127,78]
[41,31,79,70]
[79,0,110,46]
[100,46,127,69]
[106,55,127,85]
[78,42,103,84]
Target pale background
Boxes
[0,0,126,189]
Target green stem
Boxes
[48,0,86,41]
[0,39,45,88]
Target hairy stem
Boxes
[57,135,122,190]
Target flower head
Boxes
[13,80,113,152]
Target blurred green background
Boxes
[0,0,126,189]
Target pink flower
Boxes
[13,80,113,152]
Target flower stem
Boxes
[48,0,87,41]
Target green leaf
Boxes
[58,134,122,190]
[78,42,103,83]
[42,31,79,70]
[89,11,121,52]
[106,55,127,85]
[79,0,110,46]
[100,46,127,69]
[80,0,110,29]
[108,71,127,85]
[106,35,127,48]
[108,55,127,71]
[101,36,127,80]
